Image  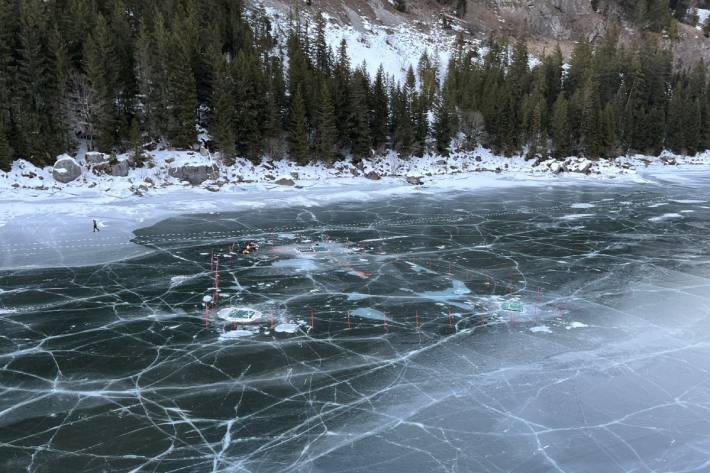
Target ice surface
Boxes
[2,175,710,472]
[274,323,300,334]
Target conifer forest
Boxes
[0,0,709,172]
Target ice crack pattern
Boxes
[2,180,710,472]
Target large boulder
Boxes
[168,164,219,185]
[365,171,381,180]
[52,157,82,183]
[406,175,424,186]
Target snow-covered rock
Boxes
[274,177,295,186]
[85,152,109,165]
[550,162,566,174]
[168,164,219,185]
[52,156,82,183]
[406,175,424,185]
[565,157,593,174]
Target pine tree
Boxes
[0,0,15,151]
[349,68,371,159]
[412,93,428,156]
[666,84,685,153]
[15,0,53,161]
[167,29,198,148]
[316,82,337,162]
[47,26,72,151]
[418,51,438,109]
[565,39,593,96]
[289,87,309,164]
[580,79,604,158]
[392,84,414,154]
[433,92,455,154]
[210,52,236,163]
[85,14,118,151]
[551,93,571,158]
[0,120,12,171]
[683,98,701,155]
[333,39,351,149]
[543,46,564,112]
[370,66,389,151]
[313,13,330,74]
[648,0,671,32]
[233,49,265,160]
[150,12,172,139]
[508,37,530,147]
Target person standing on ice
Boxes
[93,219,100,232]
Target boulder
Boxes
[52,157,82,183]
[406,175,424,186]
[85,151,108,165]
[111,159,130,177]
[274,178,296,186]
[660,155,677,166]
[550,162,566,174]
[365,171,381,180]
[199,145,210,157]
[578,161,592,174]
[168,164,219,185]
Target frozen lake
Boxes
[2,175,710,472]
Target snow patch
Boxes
[558,214,595,221]
[649,213,683,223]
[352,308,389,321]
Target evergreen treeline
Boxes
[1,0,710,173]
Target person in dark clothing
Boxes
[93,219,100,232]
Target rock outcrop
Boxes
[168,164,219,185]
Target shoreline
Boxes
[1,148,709,270]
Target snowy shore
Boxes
[1,148,710,270]
[5,146,710,197]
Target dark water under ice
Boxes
[3,176,710,472]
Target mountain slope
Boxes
[259,0,710,69]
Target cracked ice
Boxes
[2,177,710,472]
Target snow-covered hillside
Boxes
[261,2,463,83]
